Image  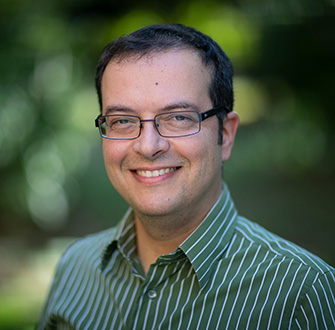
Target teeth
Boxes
[137,168,177,178]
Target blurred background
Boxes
[0,0,334,328]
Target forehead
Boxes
[104,49,210,79]
[101,50,212,111]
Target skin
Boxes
[101,50,239,273]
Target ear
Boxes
[221,111,239,162]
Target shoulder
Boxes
[56,227,118,273]
[235,216,334,275]
[230,217,335,328]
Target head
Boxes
[95,23,234,144]
[96,25,239,229]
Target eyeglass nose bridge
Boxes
[139,118,160,134]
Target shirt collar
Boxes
[101,183,238,289]
[179,183,238,288]
[101,208,136,270]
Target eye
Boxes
[116,119,130,124]
[173,115,189,121]
[163,113,196,123]
[106,117,135,125]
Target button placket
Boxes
[147,289,157,299]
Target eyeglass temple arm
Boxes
[200,107,229,121]
[95,114,104,127]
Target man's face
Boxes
[101,50,235,224]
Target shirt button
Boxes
[147,289,157,299]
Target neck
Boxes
[133,189,223,274]
[134,213,201,274]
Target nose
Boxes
[133,120,169,159]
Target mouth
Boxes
[135,167,179,178]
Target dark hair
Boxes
[95,24,234,143]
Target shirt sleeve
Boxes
[37,249,72,330]
[293,270,335,329]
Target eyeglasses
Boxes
[95,107,228,140]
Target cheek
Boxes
[193,127,220,155]
[102,142,124,173]
[176,134,221,168]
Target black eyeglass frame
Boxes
[95,106,229,140]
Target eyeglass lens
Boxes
[100,111,201,139]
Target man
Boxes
[39,24,335,329]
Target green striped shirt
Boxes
[39,183,335,329]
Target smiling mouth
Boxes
[136,167,178,178]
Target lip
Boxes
[136,167,178,178]
[131,167,180,182]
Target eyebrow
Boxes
[161,102,200,112]
[103,101,200,115]
[104,105,135,115]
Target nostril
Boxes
[152,150,163,158]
